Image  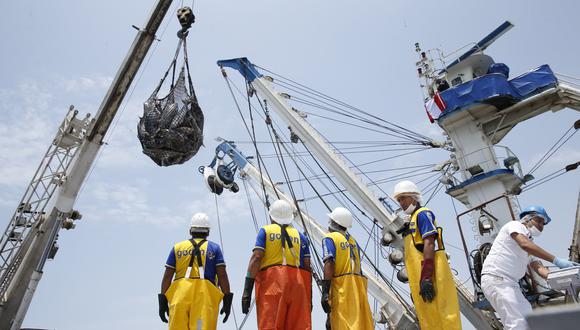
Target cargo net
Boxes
[138,34,204,166]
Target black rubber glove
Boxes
[320,279,331,313]
[158,293,169,323]
[419,279,435,302]
[241,277,254,314]
[221,292,234,323]
[419,258,435,302]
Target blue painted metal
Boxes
[215,140,250,169]
[437,65,558,122]
[217,57,263,82]
[446,21,514,70]
[446,169,520,195]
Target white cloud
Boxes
[82,179,251,228]
[59,76,113,93]
[0,83,57,187]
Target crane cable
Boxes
[528,120,579,175]
[212,194,239,329]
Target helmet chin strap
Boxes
[190,230,209,238]
[328,220,346,233]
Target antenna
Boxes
[446,21,514,69]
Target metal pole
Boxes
[0,1,175,328]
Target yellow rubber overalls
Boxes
[404,207,461,330]
[325,231,373,330]
[165,239,224,330]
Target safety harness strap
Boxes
[185,239,207,279]
[278,224,296,266]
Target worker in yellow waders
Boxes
[393,181,461,330]
[320,207,373,330]
[158,213,233,330]
[241,200,312,330]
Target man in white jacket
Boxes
[481,205,579,330]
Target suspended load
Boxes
[138,7,203,166]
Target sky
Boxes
[1,0,579,329]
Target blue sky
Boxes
[1,0,579,329]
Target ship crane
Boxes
[217,58,501,329]
[0,1,176,328]
[417,21,580,317]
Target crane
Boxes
[217,58,501,329]
[0,1,175,328]
[207,139,418,329]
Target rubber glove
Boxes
[158,293,169,323]
[320,279,332,313]
[419,258,436,302]
[553,257,580,269]
[220,292,233,323]
[241,277,254,314]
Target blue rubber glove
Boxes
[553,257,580,269]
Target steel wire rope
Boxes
[289,98,427,142]
[297,171,438,203]
[274,84,426,143]
[269,129,325,280]
[252,105,382,245]
[287,95,431,145]
[223,72,291,330]
[296,142,387,244]
[305,122,399,203]
[294,156,326,293]
[258,146,430,159]
[522,162,579,192]
[285,164,436,185]
[528,123,578,175]
[254,94,331,276]
[212,194,239,329]
[236,77,397,259]
[76,0,179,199]
[222,73,281,205]
[239,83,331,285]
[355,149,431,167]
[245,80,280,205]
[234,140,420,145]
[236,179,266,329]
[255,64,432,142]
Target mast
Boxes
[0,1,175,328]
[218,58,500,329]
[212,140,418,329]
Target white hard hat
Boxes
[328,207,353,229]
[269,200,294,225]
[190,212,210,232]
[393,180,422,202]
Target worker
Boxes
[320,207,373,330]
[158,212,233,330]
[393,180,461,330]
[241,199,312,330]
[481,205,579,330]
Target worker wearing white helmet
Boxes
[481,205,579,330]
[242,199,312,329]
[158,212,233,330]
[393,180,461,330]
[321,207,373,330]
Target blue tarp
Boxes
[438,64,558,121]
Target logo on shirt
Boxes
[207,251,216,260]
[176,249,206,258]
[340,242,356,250]
[268,233,300,245]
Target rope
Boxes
[523,161,580,192]
[212,194,239,329]
[528,123,578,174]
[256,65,433,142]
